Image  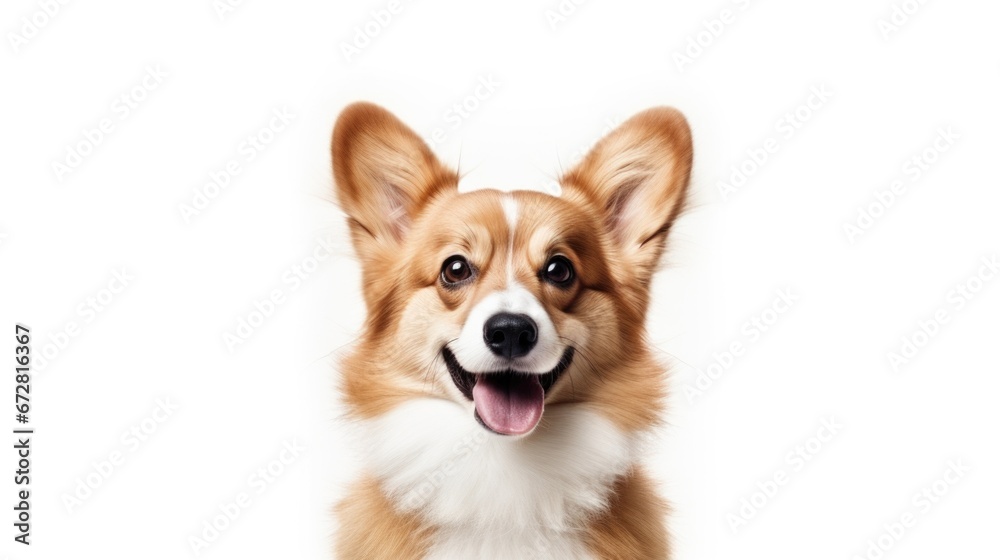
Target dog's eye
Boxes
[441,256,473,286]
[542,255,575,287]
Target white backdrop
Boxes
[2,0,998,558]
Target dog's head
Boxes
[333,103,691,437]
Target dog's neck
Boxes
[360,398,639,558]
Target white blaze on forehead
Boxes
[501,194,518,286]
[501,194,519,231]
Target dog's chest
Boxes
[361,399,636,559]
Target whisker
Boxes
[420,353,442,392]
[646,339,698,372]
[558,335,604,392]
[309,335,361,366]
[427,338,461,390]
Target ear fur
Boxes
[331,102,457,273]
[561,107,693,280]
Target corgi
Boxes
[331,102,692,560]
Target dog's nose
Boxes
[483,313,538,359]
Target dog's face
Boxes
[333,103,692,436]
[386,189,609,436]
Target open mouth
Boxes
[443,347,574,436]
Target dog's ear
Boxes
[561,107,692,280]
[332,102,457,269]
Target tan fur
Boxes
[331,102,693,558]
[334,476,431,560]
[585,469,670,559]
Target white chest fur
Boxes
[358,399,637,560]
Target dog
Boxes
[331,102,692,559]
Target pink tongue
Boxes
[472,375,544,435]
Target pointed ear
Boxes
[332,102,457,268]
[561,107,693,279]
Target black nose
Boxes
[483,313,538,359]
